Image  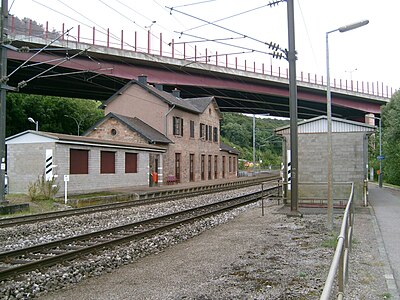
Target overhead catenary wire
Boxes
[181,2,282,34]
[10,2,290,117]
[174,31,284,59]
[17,48,89,89]
[167,3,285,53]
[7,27,73,78]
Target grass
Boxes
[1,193,62,217]
[321,233,338,249]
[383,292,392,299]
[65,191,119,199]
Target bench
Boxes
[166,175,176,185]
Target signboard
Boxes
[377,155,385,161]
[64,175,70,182]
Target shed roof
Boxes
[275,116,376,135]
[220,142,240,155]
[6,130,166,153]
[83,112,172,144]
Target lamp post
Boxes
[65,115,83,136]
[145,21,156,54]
[28,117,39,131]
[326,19,369,229]
[366,115,382,188]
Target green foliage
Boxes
[381,91,400,185]
[220,113,288,168]
[28,175,60,201]
[6,93,104,137]
[321,234,338,249]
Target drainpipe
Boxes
[165,104,175,135]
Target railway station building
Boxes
[5,75,239,195]
[85,75,239,185]
[275,116,375,206]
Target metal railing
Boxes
[320,182,355,299]
[7,17,395,99]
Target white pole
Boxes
[64,175,69,205]
[64,180,67,205]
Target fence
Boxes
[8,17,395,99]
[320,182,355,299]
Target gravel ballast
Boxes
[0,190,390,299]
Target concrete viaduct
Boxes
[5,30,391,121]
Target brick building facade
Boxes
[85,75,239,184]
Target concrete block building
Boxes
[275,116,375,206]
[6,131,166,195]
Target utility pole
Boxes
[0,0,8,204]
[286,0,301,216]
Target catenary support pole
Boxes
[0,0,8,204]
[286,0,300,216]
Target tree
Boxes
[6,93,103,137]
[381,90,400,185]
[220,113,288,167]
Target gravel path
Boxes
[0,186,262,252]
[0,190,390,299]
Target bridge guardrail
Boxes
[320,182,355,300]
[7,17,395,99]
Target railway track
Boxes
[0,175,279,228]
[0,186,278,281]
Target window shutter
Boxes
[180,118,184,136]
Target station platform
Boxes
[369,183,400,299]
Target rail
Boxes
[0,175,279,227]
[320,182,355,299]
[0,186,278,281]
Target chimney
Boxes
[172,88,181,98]
[138,75,147,85]
[155,83,163,91]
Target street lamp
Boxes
[65,115,83,136]
[366,115,383,188]
[28,117,39,131]
[252,113,270,176]
[326,19,369,229]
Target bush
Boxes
[28,175,60,201]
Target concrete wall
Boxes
[283,132,368,205]
[7,142,152,195]
[7,143,55,194]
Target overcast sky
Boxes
[9,0,400,93]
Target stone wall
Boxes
[86,118,148,144]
